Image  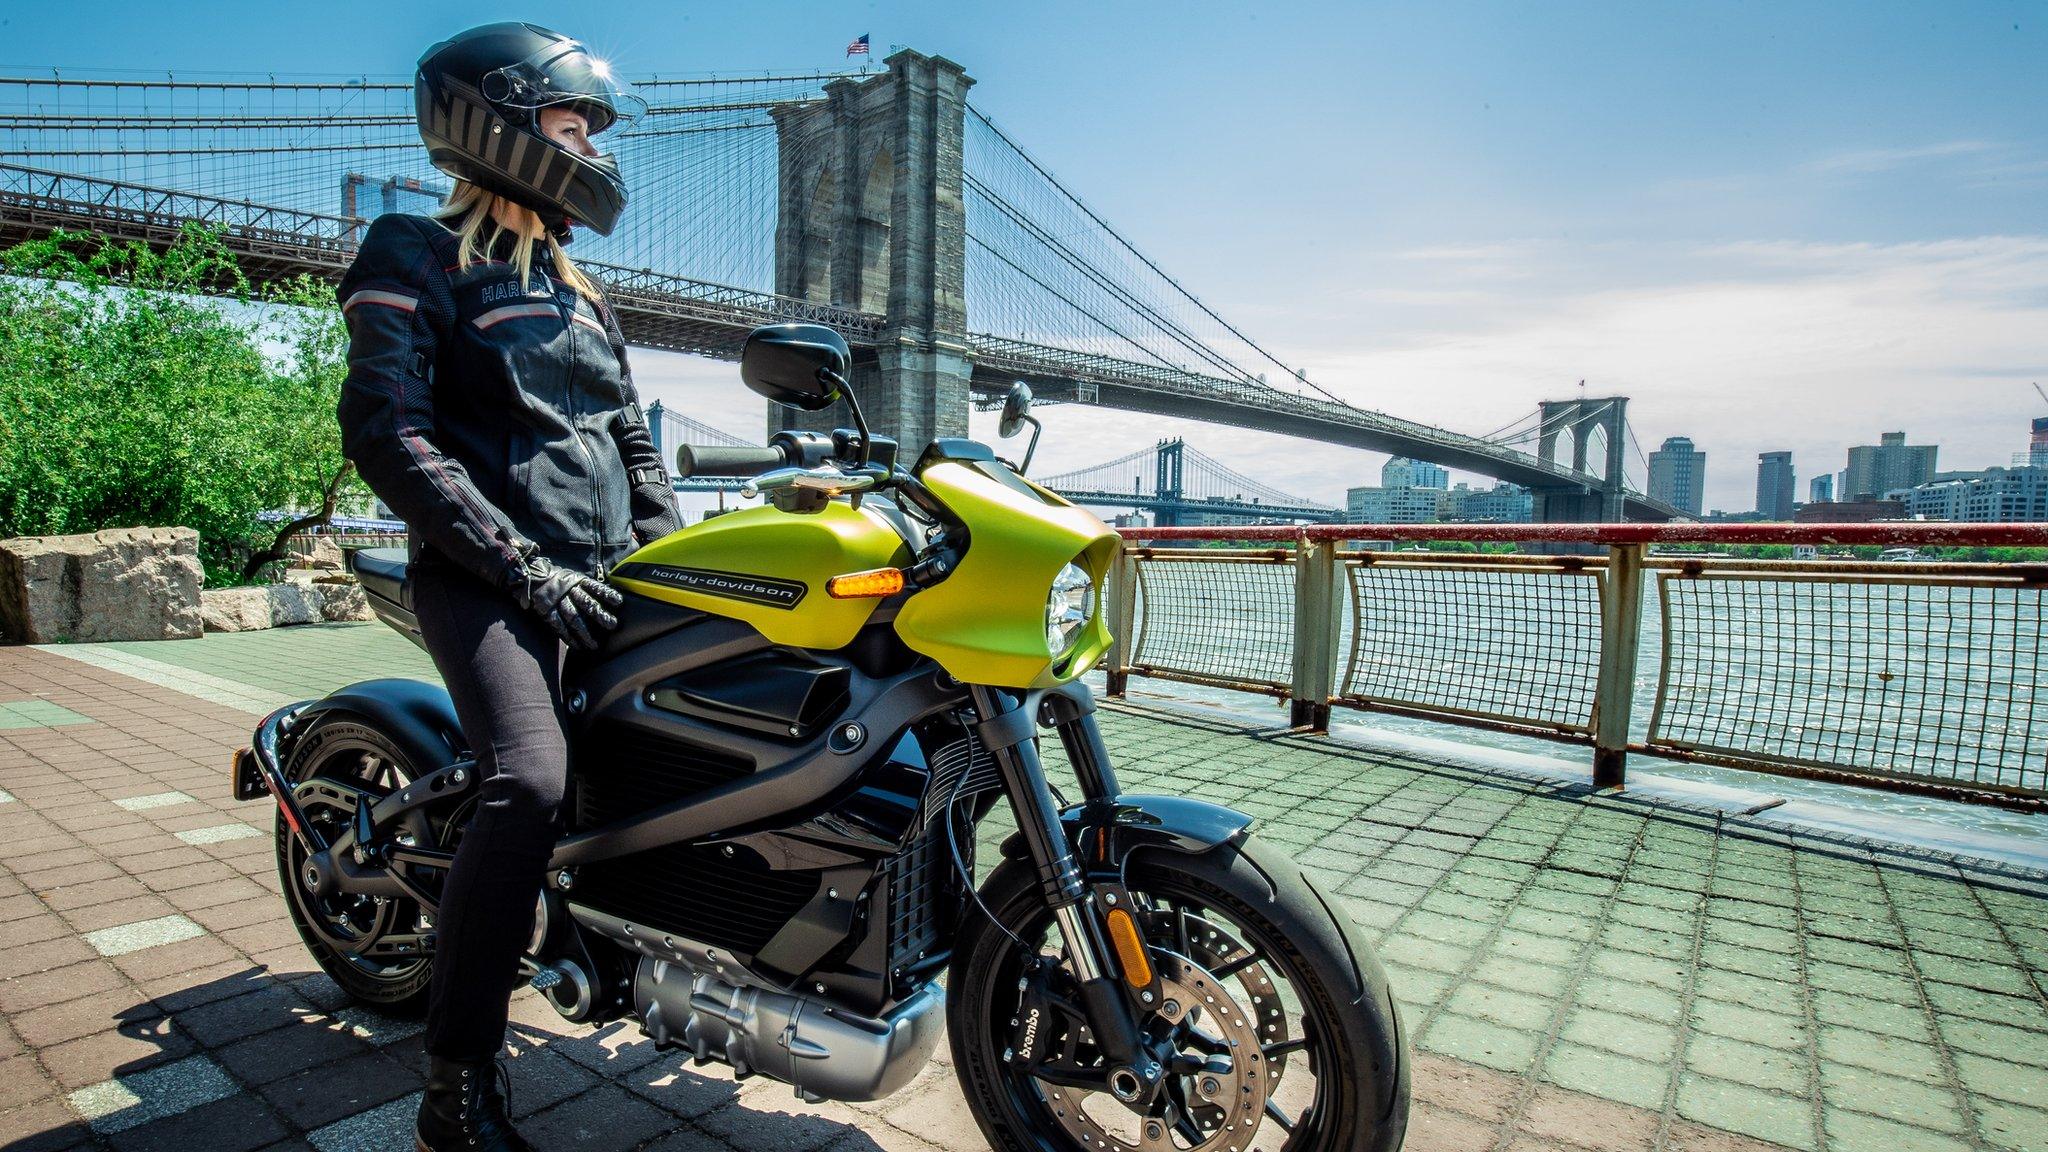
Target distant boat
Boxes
[1879,547,1921,562]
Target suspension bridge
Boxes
[0,55,1684,522]
[649,405,1334,524]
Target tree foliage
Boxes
[0,226,362,584]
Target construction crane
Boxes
[2034,382,2047,407]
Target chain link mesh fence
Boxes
[1130,555,1296,691]
[1649,575,2048,797]
[1340,560,1605,735]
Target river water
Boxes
[1117,571,2047,847]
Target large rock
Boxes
[301,537,346,571]
[318,581,373,622]
[201,580,374,632]
[200,586,274,633]
[0,527,204,642]
[268,583,323,626]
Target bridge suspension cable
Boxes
[962,107,1359,412]
[0,69,851,295]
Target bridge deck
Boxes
[0,162,1683,520]
[0,622,2037,1151]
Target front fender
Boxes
[1001,793,1253,875]
[293,678,467,771]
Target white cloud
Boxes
[625,235,2048,519]
[1798,140,1997,176]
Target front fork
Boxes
[969,683,1166,1109]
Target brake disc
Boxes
[1167,910,1293,1094]
[1036,953,1270,1152]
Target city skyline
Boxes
[5,1,2042,514]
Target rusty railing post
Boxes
[1594,542,1646,788]
[1104,545,1140,697]
[1289,538,1342,732]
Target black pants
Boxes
[410,553,568,1061]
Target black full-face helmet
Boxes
[414,22,643,236]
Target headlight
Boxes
[1044,561,1095,656]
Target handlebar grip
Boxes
[675,443,791,478]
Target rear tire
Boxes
[948,836,1409,1152]
[273,714,438,1013]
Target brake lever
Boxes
[740,466,878,499]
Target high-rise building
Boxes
[1444,482,1533,522]
[2032,417,2048,468]
[1842,432,1938,500]
[1809,474,1833,504]
[1380,457,1449,490]
[1896,467,2048,522]
[1347,485,1446,524]
[1646,437,1706,516]
[1756,452,1796,520]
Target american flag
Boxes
[846,34,870,57]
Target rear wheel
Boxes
[273,715,452,1012]
[948,838,1408,1152]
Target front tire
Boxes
[948,837,1409,1152]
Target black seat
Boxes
[350,547,410,611]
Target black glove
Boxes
[510,551,624,650]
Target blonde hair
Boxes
[436,181,602,303]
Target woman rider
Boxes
[335,23,680,1152]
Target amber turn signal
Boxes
[825,567,906,599]
[1104,907,1154,988]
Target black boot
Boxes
[415,1055,532,1152]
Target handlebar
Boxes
[675,443,791,479]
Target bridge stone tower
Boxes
[767,51,975,459]
[1533,396,1630,523]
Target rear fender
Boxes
[293,678,467,772]
[1000,793,1253,876]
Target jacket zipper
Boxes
[556,279,607,571]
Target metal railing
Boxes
[1106,523,2048,809]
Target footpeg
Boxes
[529,966,565,992]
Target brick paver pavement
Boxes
[0,623,2042,1151]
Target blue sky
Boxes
[7,1,2044,512]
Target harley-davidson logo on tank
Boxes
[614,563,807,609]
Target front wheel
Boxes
[948,837,1409,1152]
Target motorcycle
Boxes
[231,323,1409,1152]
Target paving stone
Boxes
[1541,1041,1669,1110]
[174,821,265,846]
[1420,1010,1541,1074]
[38,1015,195,1090]
[1818,1061,1969,1133]
[1684,1032,1810,1095]
[1518,1082,1659,1151]
[256,1050,421,1132]
[1674,1072,1816,1151]
[1562,1006,1679,1066]
[304,1090,422,1152]
[106,1090,288,1152]
[111,791,195,812]
[1974,1096,2048,1152]
[519,1083,682,1148]
[1821,1106,1976,1152]
[81,913,205,957]
[65,1051,238,1133]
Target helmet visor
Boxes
[481,41,646,135]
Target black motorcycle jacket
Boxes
[336,213,682,589]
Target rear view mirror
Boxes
[741,324,850,412]
[998,381,1035,438]
[996,380,1043,474]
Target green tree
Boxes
[0,226,361,585]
